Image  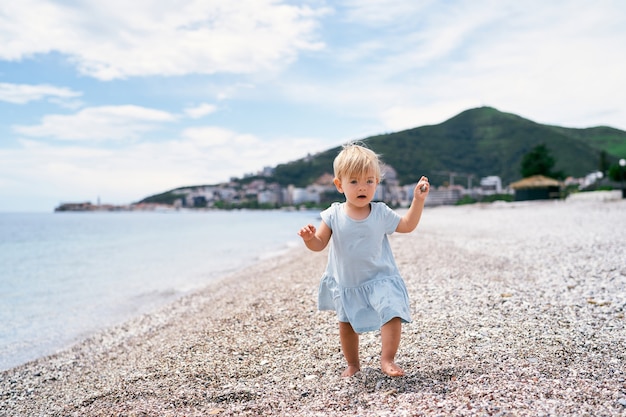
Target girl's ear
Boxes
[333,177,344,193]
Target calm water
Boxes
[0,209,318,371]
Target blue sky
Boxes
[1,0,625,212]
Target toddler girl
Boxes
[298,143,429,377]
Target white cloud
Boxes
[340,0,434,25]
[0,82,82,104]
[181,126,246,146]
[0,0,328,80]
[0,128,331,211]
[184,103,217,119]
[380,100,479,131]
[13,105,177,141]
[280,0,626,131]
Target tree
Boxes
[520,144,564,179]
[608,162,626,182]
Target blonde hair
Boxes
[333,143,382,181]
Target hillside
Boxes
[140,107,626,204]
[272,107,626,188]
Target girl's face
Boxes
[334,169,379,209]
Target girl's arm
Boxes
[298,221,332,252]
[396,176,429,233]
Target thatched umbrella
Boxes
[509,175,562,201]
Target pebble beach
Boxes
[2,198,625,416]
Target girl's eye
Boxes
[350,180,357,184]
[367,180,374,184]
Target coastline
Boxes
[2,200,625,416]
[0,209,316,372]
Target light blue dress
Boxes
[318,202,412,333]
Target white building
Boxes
[480,176,502,194]
[288,185,321,205]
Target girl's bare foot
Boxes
[381,361,404,377]
[341,364,361,377]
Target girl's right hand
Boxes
[298,224,316,241]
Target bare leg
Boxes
[339,321,360,377]
[380,317,404,377]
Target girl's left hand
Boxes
[415,176,430,196]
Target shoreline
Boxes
[2,200,625,416]
[0,209,315,373]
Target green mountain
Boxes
[272,106,626,187]
[140,107,626,205]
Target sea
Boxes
[0,209,319,371]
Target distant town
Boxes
[54,165,609,212]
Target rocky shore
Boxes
[2,199,625,416]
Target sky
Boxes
[1,0,625,212]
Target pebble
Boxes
[1,199,625,416]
